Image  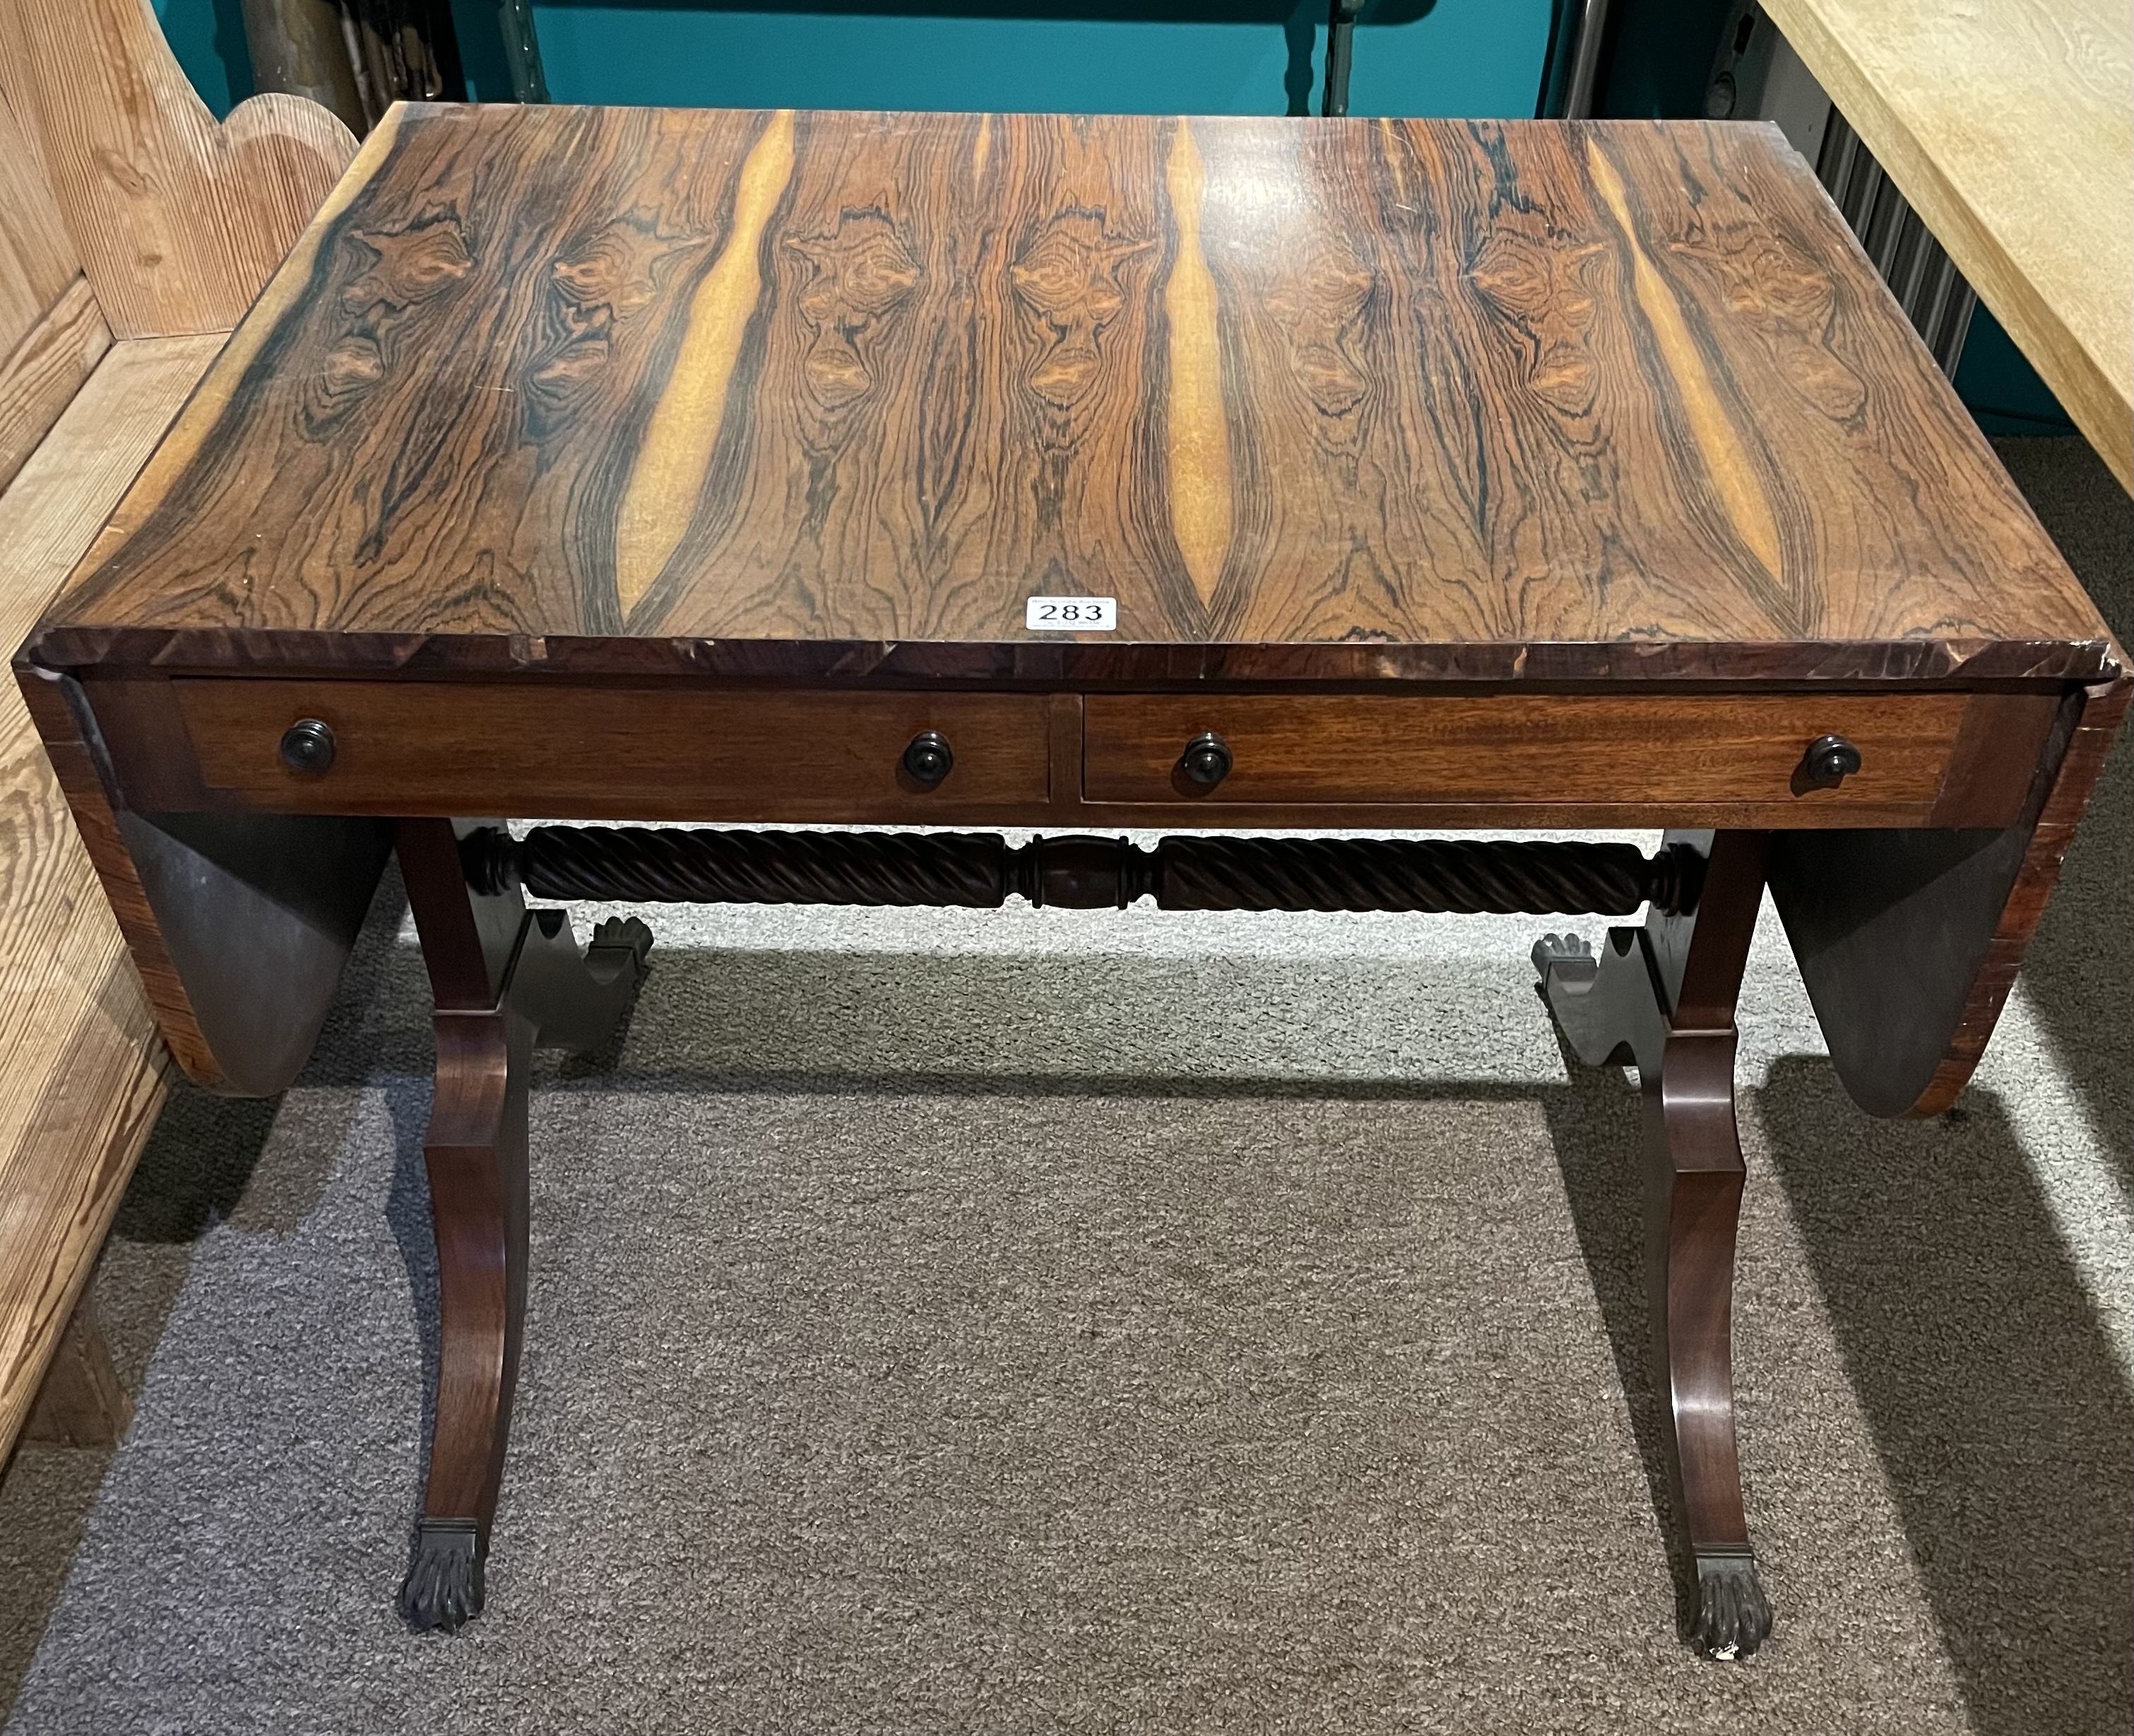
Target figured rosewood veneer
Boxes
[13,104,2126,1656]
[22,105,2114,684]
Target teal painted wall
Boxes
[165,0,1555,120]
[153,0,251,117]
[1955,309,2078,436]
[515,2,1551,117]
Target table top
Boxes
[1762,0,2132,492]
[28,105,2115,689]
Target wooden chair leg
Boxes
[1536,829,1774,1659]
[393,820,650,1631]
[24,1296,132,1448]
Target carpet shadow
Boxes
[518,935,1595,1098]
[382,1075,441,1533]
[305,862,441,1526]
[1531,1021,1697,1638]
[295,936,1577,1095]
[0,867,414,1725]
[1753,1059,2130,1735]
[106,1090,284,1245]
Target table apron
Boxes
[83,678,2060,833]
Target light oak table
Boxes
[1762,0,2133,489]
[16,104,2125,1658]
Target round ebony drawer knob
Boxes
[902,730,954,786]
[1179,731,1233,788]
[1800,733,1863,790]
[279,718,336,775]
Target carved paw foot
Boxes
[1693,1552,1772,1660]
[1531,930,1596,987]
[400,1518,485,1632]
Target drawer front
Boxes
[1082,691,2052,822]
[150,682,1054,817]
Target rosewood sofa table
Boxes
[16,104,2123,1659]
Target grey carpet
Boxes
[1,436,2126,1735]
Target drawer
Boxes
[123,681,1055,818]
[1082,691,2056,824]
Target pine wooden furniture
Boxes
[1760,0,2133,491]
[0,0,353,1467]
[17,102,2126,1658]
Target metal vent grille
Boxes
[1813,108,1977,378]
